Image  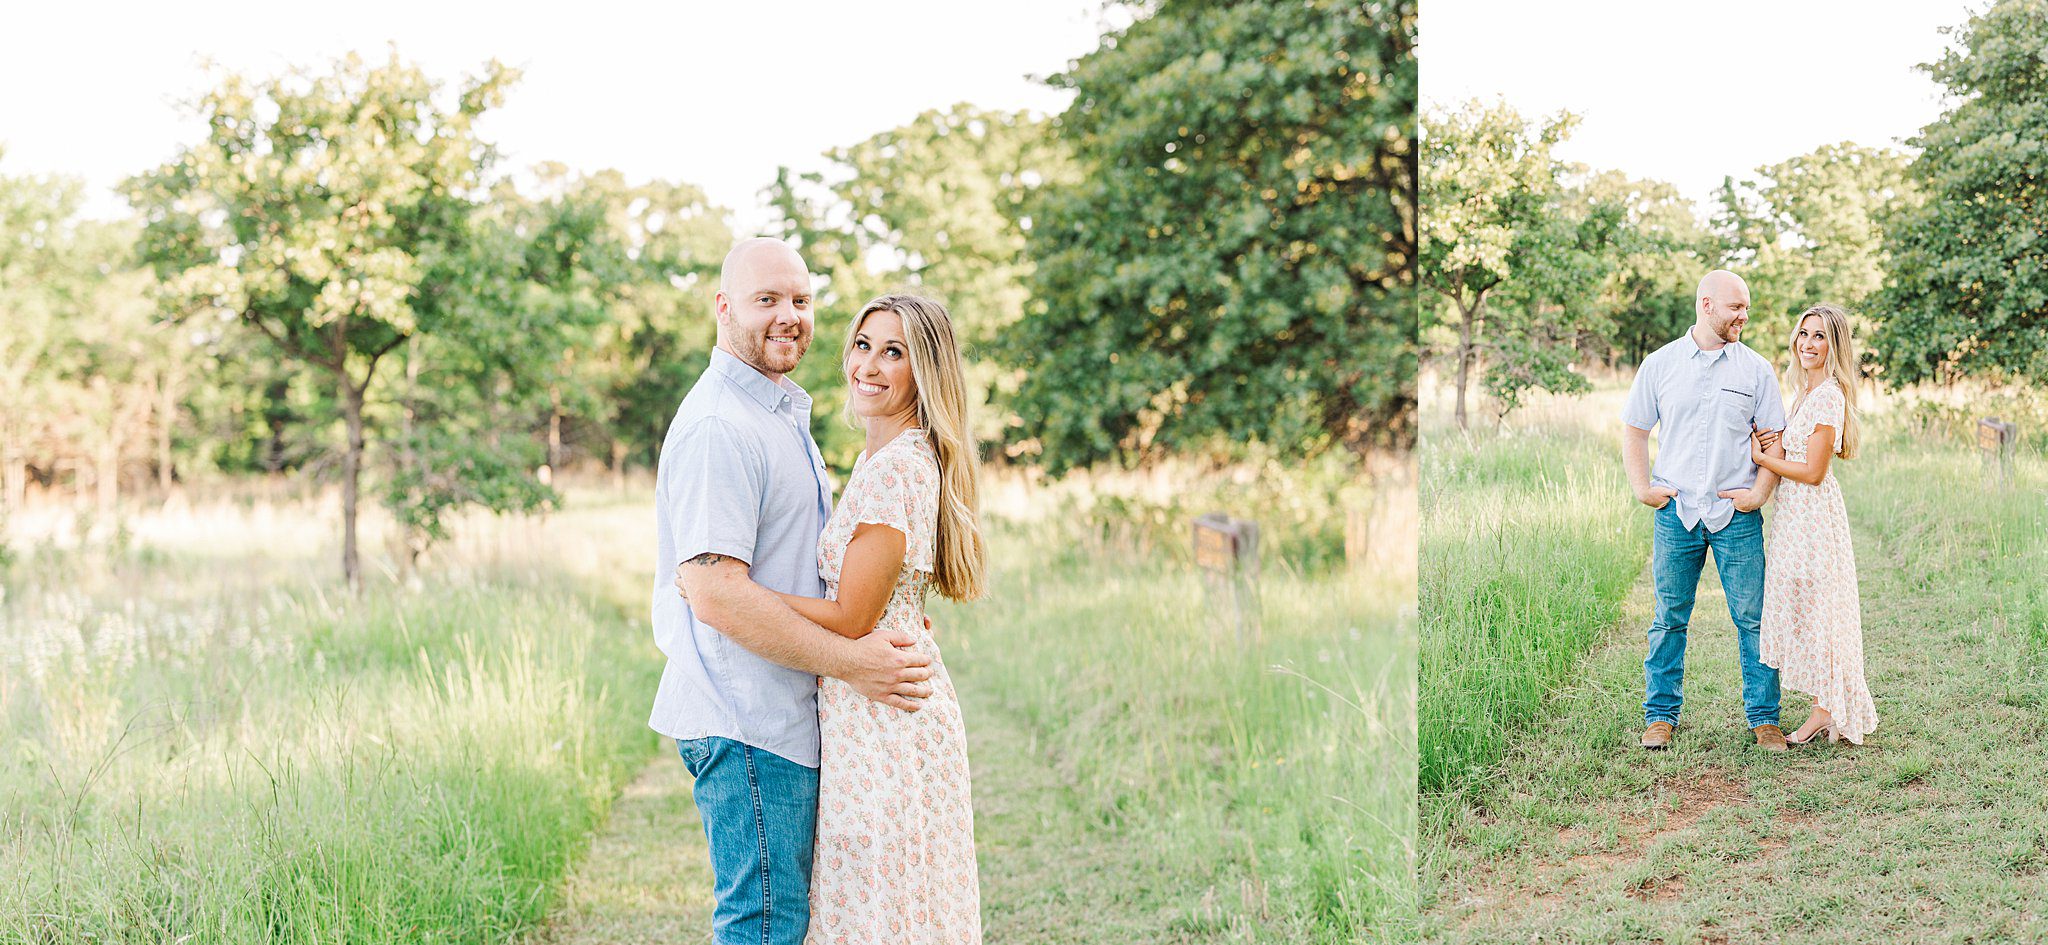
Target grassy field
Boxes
[2,457,1413,944]
[1419,386,1647,794]
[1,491,664,943]
[1418,379,2048,943]
[946,456,1416,943]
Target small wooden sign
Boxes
[1193,513,1261,647]
[1979,417,2015,452]
[1980,417,2017,481]
[1195,520,1239,573]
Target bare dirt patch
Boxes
[1448,768,1772,931]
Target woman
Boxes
[686,293,987,942]
[1749,303,1877,745]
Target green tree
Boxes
[0,162,79,513]
[762,166,896,471]
[1422,101,1619,427]
[1001,0,1415,474]
[1579,171,1711,367]
[1715,143,1913,350]
[1873,0,2048,384]
[581,175,733,473]
[127,51,538,590]
[1,164,186,515]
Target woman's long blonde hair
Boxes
[1784,303,1860,460]
[842,293,987,601]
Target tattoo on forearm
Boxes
[685,553,727,567]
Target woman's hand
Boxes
[1751,428,1771,464]
[673,561,690,600]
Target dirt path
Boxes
[1422,507,2048,943]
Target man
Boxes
[1621,269,1788,752]
[650,237,934,944]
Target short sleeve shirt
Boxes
[647,348,835,767]
[1622,331,1787,533]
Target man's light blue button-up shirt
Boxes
[648,347,834,768]
[1622,330,1787,533]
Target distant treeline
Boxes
[1,0,1416,585]
[1422,0,2048,428]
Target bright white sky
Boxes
[1420,0,1973,206]
[0,0,1114,230]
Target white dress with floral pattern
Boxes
[805,429,980,944]
[1761,378,1878,744]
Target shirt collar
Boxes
[1679,328,1735,364]
[709,347,811,413]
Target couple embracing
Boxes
[1622,269,1878,752]
[649,238,984,944]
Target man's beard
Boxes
[1714,319,1743,343]
[732,325,811,375]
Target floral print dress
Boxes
[1760,378,1878,744]
[806,428,980,944]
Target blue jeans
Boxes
[1644,504,1780,728]
[678,736,818,945]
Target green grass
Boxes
[1418,386,2048,943]
[1419,409,1648,795]
[1,461,1415,944]
[0,500,663,943]
[946,459,1415,943]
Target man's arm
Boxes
[1623,424,1675,508]
[677,553,932,711]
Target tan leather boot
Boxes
[1752,724,1788,752]
[1641,721,1674,750]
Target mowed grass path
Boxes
[1422,430,2048,943]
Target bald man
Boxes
[650,237,933,944]
[1622,269,1789,752]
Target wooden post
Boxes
[1194,513,1262,648]
[1979,417,2017,482]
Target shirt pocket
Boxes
[1712,385,1761,432]
[1717,386,1756,430]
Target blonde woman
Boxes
[722,293,987,942]
[1750,303,1877,745]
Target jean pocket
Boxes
[676,737,713,773]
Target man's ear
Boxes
[713,292,731,328]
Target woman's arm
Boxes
[1751,425,1834,485]
[771,523,908,639]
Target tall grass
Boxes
[0,498,661,942]
[947,455,1416,942]
[1848,397,2048,676]
[1419,408,1646,796]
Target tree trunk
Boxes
[92,377,121,517]
[96,435,119,518]
[1,445,22,516]
[340,377,366,594]
[1453,296,1475,430]
[400,336,426,581]
[610,439,627,492]
[157,368,177,493]
[544,386,562,486]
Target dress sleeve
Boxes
[850,442,940,574]
[1817,383,1846,453]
